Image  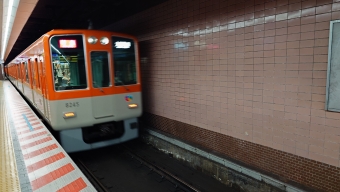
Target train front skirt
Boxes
[59,118,138,152]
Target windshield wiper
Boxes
[115,78,129,91]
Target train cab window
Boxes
[50,35,87,91]
[111,37,137,86]
[91,51,110,88]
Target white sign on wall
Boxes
[326,20,340,112]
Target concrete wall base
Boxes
[141,128,304,192]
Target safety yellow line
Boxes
[0,81,21,192]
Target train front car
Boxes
[45,30,142,152]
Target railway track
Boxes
[75,158,110,192]
[73,144,199,192]
[71,140,236,192]
[124,146,199,192]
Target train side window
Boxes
[50,35,87,91]
[91,51,110,88]
[24,61,30,83]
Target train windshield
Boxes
[50,35,87,91]
[111,37,137,86]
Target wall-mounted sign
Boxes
[326,20,340,112]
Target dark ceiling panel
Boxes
[5,0,168,64]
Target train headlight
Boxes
[128,104,138,109]
[100,37,109,45]
[88,36,98,44]
[63,112,76,119]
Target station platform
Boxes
[0,80,95,192]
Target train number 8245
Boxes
[65,102,80,108]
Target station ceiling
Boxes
[3,0,168,65]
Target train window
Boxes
[24,61,30,83]
[111,37,137,86]
[91,51,110,88]
[50,35,87,91]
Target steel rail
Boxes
[124,145,201,192]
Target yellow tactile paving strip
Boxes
[0,81,21,192]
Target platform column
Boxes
[0,63,4,80]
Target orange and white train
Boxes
[5,29,142,152]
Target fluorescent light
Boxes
[1,0,15,61]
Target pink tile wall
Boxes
[105,0,340,167]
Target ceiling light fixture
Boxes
[1,0,16,62]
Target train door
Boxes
[25,59,34,102]
[21,62,25,91]
[40,58,49,119]
[90,51,114,119]
[14,66,17,82]
[14,65,17,84]
[16,65,19,86]
[17,64,20,89]
[20,62,25,92]
[31,59,37,106]
[32,59,38,107]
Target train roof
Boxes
[8,29,137,64]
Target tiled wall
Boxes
[105,0,340,185]
[142,112,340,191]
